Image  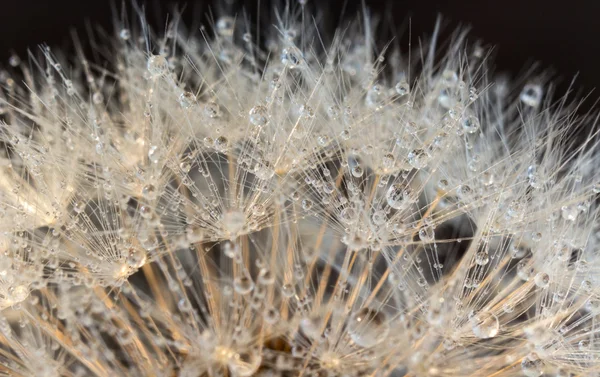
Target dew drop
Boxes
[408,149,428,169]
[347,308,389,348]
[386,184,411,209]
[395,81,410,96]
[233,276,254,295]
[351,166,364,178]
[216,17,235,37]
[179,92,197,109]
[520,84,543,107]
[222,210,246,236]
[214,136,229,152]
[147,55,168,77]
[534,272,550,289]
[249,105,269,126]
[281,47,303,68]
[475,251,490,266]
[470,311,499,339]
[119,29,131,40]
[461,115,480,134]
[521,353,544,377]
[227,348,262,377]
[382,153,395,169]
[126,247,147,269]
[418,226,435,242]
[301,199,313,211]
[9,285,28,303]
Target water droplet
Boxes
[263,307,280,324]
[372,210,386,226]
[126,247,147,269]
[227,348,262,377]
[214,136,229,152]
[233,276,254,295]
[222,210,246,236]
[216,17,235,37]
[179,92,197,108]
[520,84,543,107]
[204,101,220,118]
[301,199,313,211]
[366,85,385,110]
[340,207,357,224]
[147,55,168,77]
[119,29,131,40]
[517,259,535,281]
[408,149,428,169]
[327,105,340,119]
[73,201,86,214]
[249,105,269,126]
[376,155,394,173]
[148,145,161,164]
[347,308,389,348]
[534,272,550,289]
[470,311,499,339]
[281,283,295,298]
[521,353,544,377]
[142,184,157,199]
[386,184,411,209]
[92,91,104,104]
[395,81,410,96]
[475,251,490,266]
[561,205,578,222]
[419,226,435,242]
[9,285,28,303]
[462,115,480,134]
[281,47,303,68]
[442,70,458,86]
[351,166,364,178]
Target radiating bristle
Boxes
[0,2,598,377]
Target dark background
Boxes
[1,0,599,107]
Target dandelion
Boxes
[0,2,599,377]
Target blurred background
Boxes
[1,0,599,109]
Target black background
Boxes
[1,0,599,108]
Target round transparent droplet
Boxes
[119,29,131,40]
[281,46,303,68]
[9,285,28,303]
[204,101,220,118]
[216,17,235,37]
[73,201,86,214]
[351,166,364,178]
[395,81,410,96]
[470,311,499,339]
[148,145,161,164]
[222,210,246,235]
[418,226,435,242]
[142,184,157,199]
[147,55,168,77]
[126,247,147,269]
[347,308,389,348]
[520,84,543,107]
[386,184,410,210]
[534,272,550,289]
[249,105,269,126]
[521,353,544,377]
[408,149,428,169]
[301,199,313,211]
[233,276,255,295]
[462,115,480,134]
[227,348,262,377]
[179,92,197,108]
[475,251,490,266]
[214,136,229,152]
